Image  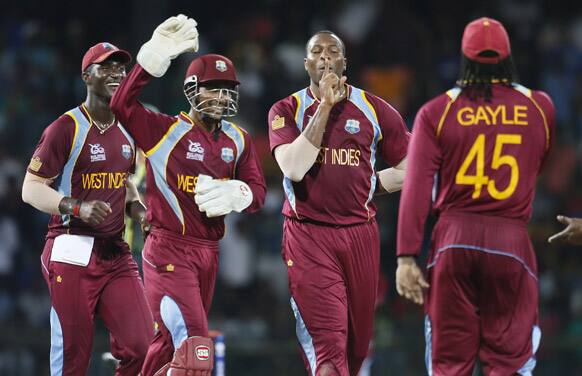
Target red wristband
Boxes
[73,200,82,217]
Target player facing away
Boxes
[110,15,266,376]
[21,42,153,376]
[268,31,410,376]
[396,17,555,376]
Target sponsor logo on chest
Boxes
[221,147,234,163]
[344,119,360,134]
[89,143,106,162]
[187,140,205,161]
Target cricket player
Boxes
[396,18,555,375]
[268,31,410,375]
[21,42,153,375]
[110,15,266,375]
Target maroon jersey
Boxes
[268,86,410,225]
[397,84,555,256]
[27,105,136,238]
[110,65,266,240]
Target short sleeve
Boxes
[27,114,76,179]
[373,96,411,166]
[268,98,301,154]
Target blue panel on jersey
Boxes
[349,87,382,215]
[283,176,297,215]
[147,119,192,231]
[512,83,532,98]
[117,123,135,151]
[58,107,92,226]
[220,120,245,167]
[294,88,315,131]
[446,87,462,101]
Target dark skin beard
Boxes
[200,112,222,141]
[189,107,222,133]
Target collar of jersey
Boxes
[79,103,93,128]
[179,111,196,126]
[179,111,224,135]
[307,84,351,103]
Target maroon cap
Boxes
[462,17,511,64]
[81,42,131,73]
[184,54,239,85]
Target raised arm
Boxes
[110,14,198,129]
[110,14,199,150]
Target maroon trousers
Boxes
[140,227,219,376]
[282,218,380,376]
[425,212,540,376]
[41,237,153,376]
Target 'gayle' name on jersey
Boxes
[457,105,528,126]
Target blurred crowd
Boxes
[1,0,581,374]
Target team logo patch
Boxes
[221,147,234,163]
[28,156,43,172]
[195,345,210,361]
[215,60,227,72]
[187,140,204,161]
[89,143,106,162]
[271,115,285,130]
[345,119,360,134]
[121,144,132,160]
[102,42,114,50]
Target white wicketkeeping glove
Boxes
[137,14,199,77]
[194,175,253,218]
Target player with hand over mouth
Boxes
[268,30,410,375]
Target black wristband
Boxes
[126,200,146,224]
[125,201,134,217]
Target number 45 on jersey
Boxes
[456,133,521,200]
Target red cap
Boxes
[184,54,239,85]
[81,42,131,73]
[462,17,511,64]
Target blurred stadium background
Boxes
[1,0,582,374]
